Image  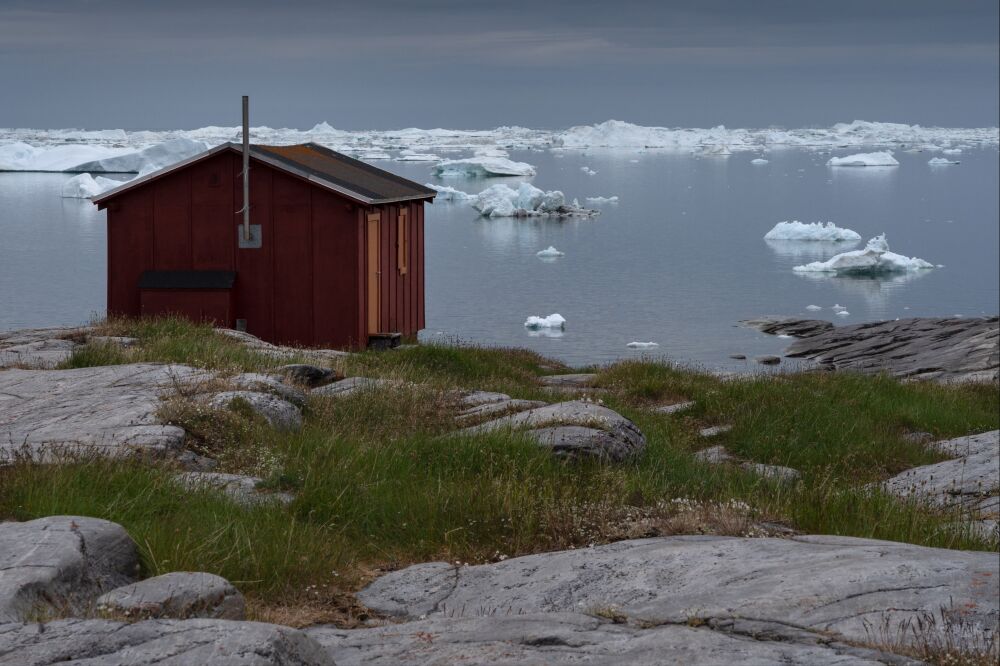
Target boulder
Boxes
[175,472,295,507]
[273,364,341,388]
[228,373,307,406]
[307,611,909,666]
[0,618,331,665]
[206,391,302,431]
[358,534,999,652]
[461,400,646,462]
[754,355,782,365]
[0,364,202,463]
[699,425,732,438]
[0,516,139,622]
[455,399,547,422]
[96,572,245,620]
[459,390,513,408]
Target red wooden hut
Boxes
[93,143,435,349]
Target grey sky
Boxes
[1,0,997,130]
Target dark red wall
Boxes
[105,149,426,349]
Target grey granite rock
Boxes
[228,373,307,406]
[0,618,332,665]
[0,516,139,622]
[654,400,696,415]
[96,572,245,620]
[311,376,385,398]
[755,355,782,365]
[459,390,513,408]
[538,373,599,387]
[699,425,732,438]
[307,611,912,666]
[274,364,340,388]
[746,316,998,383]
[694,445,735,464]
[358,534,998,652]
[456,399,547,422]
[462,400,646,462]
[206,391,303,431]
[0,327,89,369]
[742,462,801,483]
[175,472,295,507]
[88,336,138,348]
[0,364,202,463]
[217,328,350,363]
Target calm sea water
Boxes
[1,149,997,369]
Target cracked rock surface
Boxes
[96,572,245,620]
[0,327,87,369]
[0,516,138,622]
[358,534,998,652]
[745,316,999,383]
[0,364,203,463]
[175,473,295,507]
[0,618,331,665]
[206,391,303,431]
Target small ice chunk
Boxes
[831,304,847,312]
[942,148,962,155]
[61,173,124,198]
[836,310,850,316]
[793,234,934,275]
[584,196,619,205]
[472,183,597,218]
[751,158,769,165]
[805,305,822,311]
[928,157,960,166]
[826,151,899,167]
[397,151,441,162]
[536,246,565,258]
[580,166,597,175]
[433,156,536,178]
[524,313,566,329]
[764,221,861,242]
[424,183,475,202]
[626,341,659,349]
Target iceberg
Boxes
[764,221,862,242]
[0,142,132,172]
[826,151,899,167]
[424,183,475,203]
[536,246,565,258]
[626,341,659,349]
[928,157,960,166]
[580,166,597,175]
[432,156,536,178]
[793,234,934,275]
[397,151,441,162]
[524,313,566,329]
[60,173,124,198]
[942,148,963,155]
[584,196,619,205]
[751,158,769,165]
[472,183,597,218]
[67,138,208,173]
[836,310,851,316]
[805,305,823,311]
[831,304,847,312]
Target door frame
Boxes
[366,212,381,335]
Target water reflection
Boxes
[764,239,861,262]
[795,270,929,314]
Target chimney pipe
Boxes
[242,95,250,241]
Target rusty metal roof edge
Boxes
[91,143,235,205]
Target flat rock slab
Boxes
[746,316,999,383]
[0,364,203,463]
[0,327,90,369]
[881,431,998,526]
[358,534,998,651]
[96,572,245,620]
[462,400,646,462]
[217,329,350,364]
[176,472,295,507]
[654,400,695,415]
[699,425,732,438]
[0,618,331,665]
[459,391,513,408]
[538,373,599,387]
[694,445,735,464]
[456,399,547,422]
[0,516,138,622]
[308,611,908,666]
[311,376,386,398]
[228,373,307,406]
[207,391,303,431]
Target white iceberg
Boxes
[626,341,659,349]
[424,183,475,202]
[584,196,619,205]
[836,310,851,316]
[524,313,566,329]
[805,305,823,311]
[831,304,848,312]
[580,166,597,175]
[751,158,769,165]
[942,148,963,155]
[433,156,536,178]
[928,157,960,166]
[0,141,132,172]
[472,183,597,218]
[826,151,899,167]
[60,173,124,198]
[68,138,208,173]
[764,221,862,242]
[397,151,441,162]
[793,234,934,275]
[536,246,565,257]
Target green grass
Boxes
[4,316,997,626]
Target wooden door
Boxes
[366,213,381,335]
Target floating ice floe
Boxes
[806,305,823,311]
[68,138,209,173]
[433,156,536,178]
[584,196,619,205]
[472,183,598,218]
[60,173,125,198]
[397,151,441,162]
[536,246,565,258]
[836,310,851,316]
[626,341,659,349]
[793,234,934,275]
[764,221,862,242]
[826,151,899,167]
[580,166,597,175]
[424,183,475,203]
[524,313,566,329]
[831,304,848,312]
[942,148,963,155]
[751,158,769,165]
[928,157,960,166]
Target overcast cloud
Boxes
[0,0,996,130]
